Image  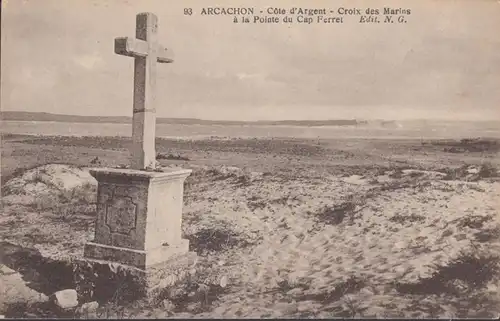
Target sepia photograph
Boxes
[1,0,499,318]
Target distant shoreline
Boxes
[3,132,500,143]
[3,111,499,127]
[1,111,364,127]
[1,119,363,128]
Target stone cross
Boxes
[84,12,193,299]
[115,12,173,170]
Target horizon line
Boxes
[2,110,498,123]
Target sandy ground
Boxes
[1,134,499,318]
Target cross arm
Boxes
[115,37,174,63]
[115,37,149,58]
[156,46,174,63]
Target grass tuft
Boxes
[314,199,362,226]
[156,153,190,161]
[395,249,499,296]
[187,226,253,255]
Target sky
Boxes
[1,0,499,121]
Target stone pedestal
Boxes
[84,167,192,270]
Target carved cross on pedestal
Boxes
[115,12,173,170]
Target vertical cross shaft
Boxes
[114,12,173,170]
[132,13,158,170]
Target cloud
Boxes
[73,53,104,70]
[236,73,266,80]
[7,66,57,91]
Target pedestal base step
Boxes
[83,239,189,270]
